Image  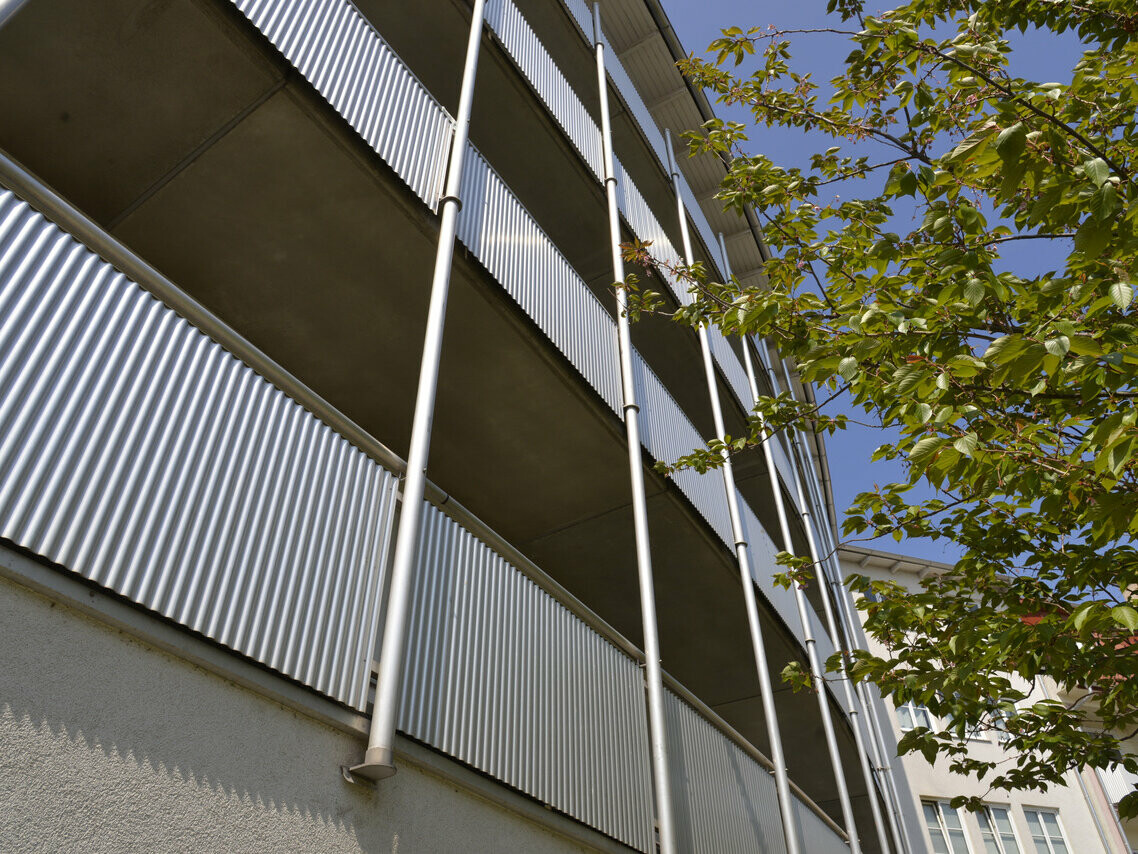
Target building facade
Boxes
[0,0,921,851]
[842,546,1133,854]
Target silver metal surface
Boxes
[663,688,791,853]
[0,171,859,854]
[795,795,858,854]
[700,231,800,854]
[0,0,29,31]
[747,341,862,852]
[595,5,678,850]
[0,188,399,712]
[456,145,623,413]
[0,0,879,843]
[479,0,756,424]
[358,0,487,782]
[487,0,603,180]
[232,0,453,206]
[783,417,892,853]
[230,0,789,597]
[665,156,802,854]
[787,407,910,854]
[397,501,655,851]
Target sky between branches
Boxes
[660,0,1084,564]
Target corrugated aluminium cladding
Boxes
[0,183,842,851]
[399,503,655,851]
[227,0,818,605]
[0,0,859,849]
[234,0,855,756]
[0,190,398,712]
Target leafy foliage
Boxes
[655,0,1138,815]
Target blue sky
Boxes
[658,1,1084,564]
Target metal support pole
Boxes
[660,149,800,853]
[352,0,487,781]
[779,405,893,854]
[733,311,862,853]
[795,446,911,854]
[593,7,677,851]
[0,0,29,30]
[771,354,913,854]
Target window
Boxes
[923,800,972,854]
[978,805,1021,854]
[991,705,1016,744]
[1023,808,1069,854]
[940,706,989,741]
[898,699,935,731]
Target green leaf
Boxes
[1074,218,1111,258]
[953,433,978,457]
[1090,183,1118,221]
[963,278,986,305]
[1043,336,1070,357]
[909,435,946,466]
[994,123,1026,165]
[838,356,859,379]
[945,124,998,164]
[1119,792,1138,822]
[1110,282,1133,311]
[1084,157,1110,187]
[1071,603,1097,632]
[1111,605,1138,632]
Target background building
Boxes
[842,545,1133,854]
[0,0,920,850]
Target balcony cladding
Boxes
[0,189,399,712]
[456,145,623,414]
[663,688,790,853]
[398,502,655,852]
[486,0,604,179]
[223,0,847,683]
[233,0,454,207]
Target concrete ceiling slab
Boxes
[0,0,281,224]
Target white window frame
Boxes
[1022,807,1069,854]
[898,699,935,731]
[923,799,973,854]
[978,804,1022,854]
[991,705,1016,744]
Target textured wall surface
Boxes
[0,573,598,854]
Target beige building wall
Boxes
[0,561,619,854]
[840,546,1131,854]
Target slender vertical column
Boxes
[729,289,862,852]
[773,354,915,854]
[661,141,801,854]
[789,419,911,854]
[776,389,893,854]
[352,0,487,781]
[0,0,29,30]
[593,7,677,851]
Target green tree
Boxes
[638,0,1138,818]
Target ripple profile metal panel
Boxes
[0,190,399,712]
[795,797,851,854]
[633,354,733,546]
[232,0,453,207]
[664,689,795,854]
[398,503,655,852]
[478,0,756,421]
[458,145,622,414]
[487,0,603,180]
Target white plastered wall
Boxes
[841,549,1126,854]
[0,566,606,854]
